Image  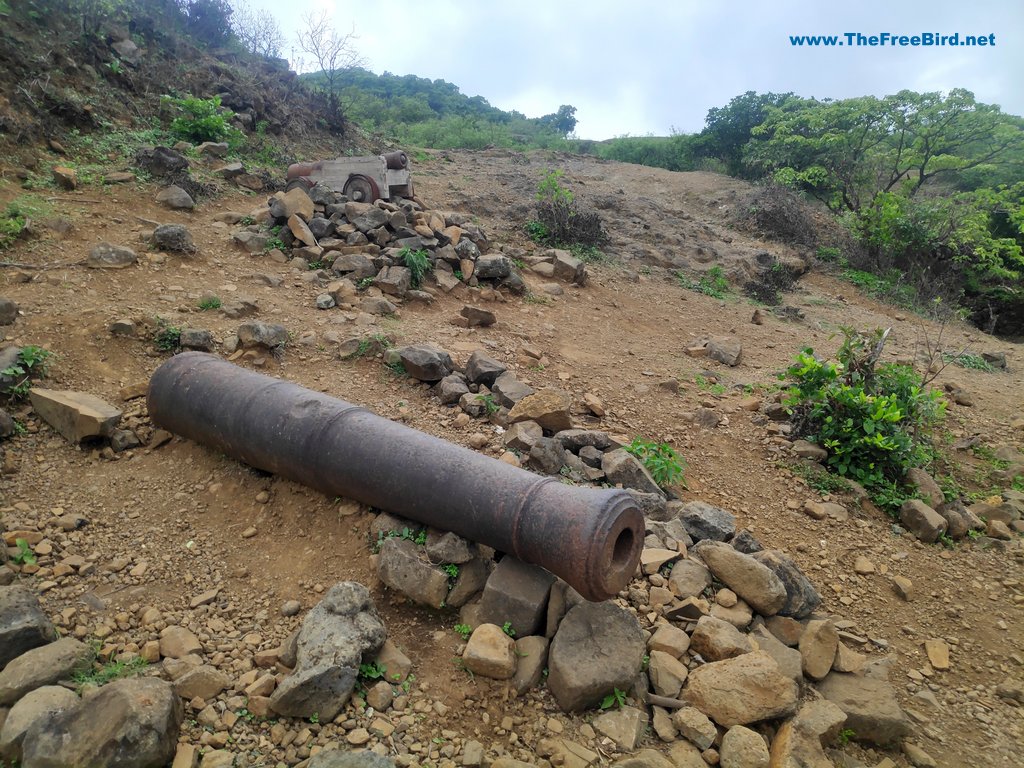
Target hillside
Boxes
[0,6,1023,768]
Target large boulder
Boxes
[752,549,821,619]
[0,586,57,669]
[899,500,947,543]
[547,602,644,712]
[678,501,736,542]
[269,582,386,720]
[683,651,798,727]
[465,351,507,387]
[815,669,910,747]
[0,638,92,706]
[19,678,181,768]
[0,685,79,761]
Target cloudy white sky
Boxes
[249,0,1022,140]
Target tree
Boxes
[699,91,796,176]
[296,11,365,132]
[178,0,234,47]
[231,0,283,58]
[539,105,577,137]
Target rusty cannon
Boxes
[147,353,643,601]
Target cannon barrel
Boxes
[147,353,643,601]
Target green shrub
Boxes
[165,95,241,145]
[784,328,945,488]
[1,345,52,401]
[531,170,606,248]
[676,265,730,299]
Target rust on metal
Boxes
[147,353,643,601]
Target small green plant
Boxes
[937,532,956,550]
[358,662,386,682]
[816,246,843,264]
[694,374,727,396]
[943,352,994,372]
[785,462,852,494]
[442,564,460,579]
[676,265,730,299]
[308,260,326,270]
[2,345,53,401]
[454,623,472,640]
[106,58,123,75]
[357,276,375,291]
[73,655,147,691]
[12,538,36,566]
[198,296,222,311]
[453,270,464,281]
[837,728,856,746]
[153,319,182,354]
[308,712,320,724]
[967,528,983,541]
[264,236,285,253]
[475,393,500,415]
[641,654,650,671]
[398,247,432,288]
[625,438,687,488]
[385,359,406,377]
[600,687,627,710]
[501,622,516,638]
[523,292,551,306]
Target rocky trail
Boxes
[0,146,1021,768]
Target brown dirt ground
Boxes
[0,149,1022,768]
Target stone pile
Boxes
[230,185,588,308]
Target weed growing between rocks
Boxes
[625,437,687,488]
[398,247,432,288]
[1,345,53,401]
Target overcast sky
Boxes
[249,0,1022,140]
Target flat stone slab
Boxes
[29,388,122,443]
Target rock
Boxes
[491,372,535,408]
[769,700,846,768]
[707,336,742,366]
[507,389,572,433]
[345,203,390,233]
[237,321,287,349]
[19,678,181,768]
[752,550,822,619]
[903,743,938,768]
[504,421,543,453]
[332,253,377,279]
[424,530,472,565]
[172,665,230,700]
[28,389,121,444]
[923,638,950,671]
[593,706,647,751]
[152,224,195,252]
[270,188,315,222]
[668,558,712,599]
[477,557,555,637]
[156,185,195,210]
[437,374,470,405]
[904,468,944,509]
[673,706,717,750]
[474,254,512,280]
[87,243,138,269]
[463,624,516,679]
[159,626,203,659]
[0,299,18,325]
[307,750,396,768]
[749,625,802,682]
[799,620,839,680]
[461,305,497,327]
[372,641,411,684]
[720,725,769,768]
[551,250,586,284]
[547,602,644,711]
[511,635,548,696]
[678,500,736,542]
[269,582,386,720]
[816,671,910,746]
[375,265,412,297]
[668,741,707,768]
[651,705,678,742]
[683,651,799,727]
[135,146,188,177]
[376,538,450,609]
[612,749,672,768]
[731,529,763,555]
[934,500,975,540]
[0,586,57,669]
[899,500,947,543]
[465,351,507,387]
[648,650,689,697]
[648,623,691,658]
[602,449,663,496]
[694,541,787,617]
[853,556,875,575]
[395,344,453,382]
[179,328,214,352]
[690,615,753,662]
[832,643,865,674]
[52,165,77,189]
[0,685,79,761]
[792,440,827,462]
[528,437,567,475]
